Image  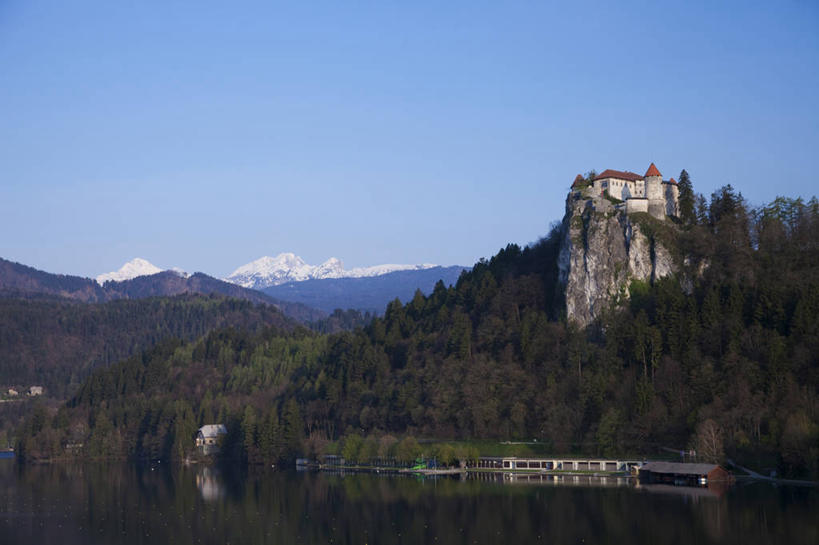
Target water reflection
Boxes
[636,481,729,499]
[194,466,224,502]
[0,461,816,545]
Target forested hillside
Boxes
[0,295,295,397]
[19,186,819,478]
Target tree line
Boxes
[16,177,819,478]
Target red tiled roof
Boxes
[645,163,662,177]
[665,177,677,185]
[594,169,643,182]
[572,174,585,187]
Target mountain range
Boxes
[91,254,467,313]
[96,253,447,291]
[262,266,466,314]
[223,253,439,289]
[0,257,322,323]
[3,253,468,319]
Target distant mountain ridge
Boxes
[0,257,323,323]
[263,266,468,314]
[2,254,467,320]
[224,252,438,290]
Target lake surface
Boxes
[0,460,816,544]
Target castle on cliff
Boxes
[571,163,679,220]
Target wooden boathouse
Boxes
[637,462,731,485]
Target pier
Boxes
[472,456,643,473]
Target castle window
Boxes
[602,181,608,188]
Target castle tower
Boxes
[644,163,666,219]
[644,163,663,199]
[665,177,680,217]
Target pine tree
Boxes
[677,169,696,226]
[282,399,303,460]
[241,406,257,463]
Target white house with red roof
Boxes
[572,163,679,220]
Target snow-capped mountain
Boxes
[96,258,163,284]
[225,252,437,290]
[96,258,189,285]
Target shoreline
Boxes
[305,463,635,478]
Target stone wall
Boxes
[665,183,680,217]
[645,176,663,201]
[626,198,649,214]
[598,178,645,201]
[648,200,666,220]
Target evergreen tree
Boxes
[677,169,695,226]
[282,399,303,459]
[16,191,819,479]
[241,406,257,463]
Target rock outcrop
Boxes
[558,190,678,326]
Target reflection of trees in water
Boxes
[0,464,817,545]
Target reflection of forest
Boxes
[0,463,816,545]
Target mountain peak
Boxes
[96,258,163,284]
[224,253,439,290]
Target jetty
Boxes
[473,456,643,473]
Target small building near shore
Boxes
[7,389,18,397]
[637,461,730,485]
[475,456,643,472]
[28,386,43,396]
[195,424,227,455]
[320,454,346,467]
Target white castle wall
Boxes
[599,178,645,201]
[645,176,663,201]
[626,199,649,214]
[591,170,676,220]
[665,184,679,217]
[648,201,666,220]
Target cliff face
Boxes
[558,191,678,326]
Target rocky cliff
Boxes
[558,191,678,326]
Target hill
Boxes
[0,294,298,398]
[17,187,819,478]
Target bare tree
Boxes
[695,419,724,463]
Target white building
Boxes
[195,424,227,454]
[572,163,679,220]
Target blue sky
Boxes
[1,1,817,278]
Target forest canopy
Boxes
[17,186,819,478]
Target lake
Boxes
[0,460,816,544]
